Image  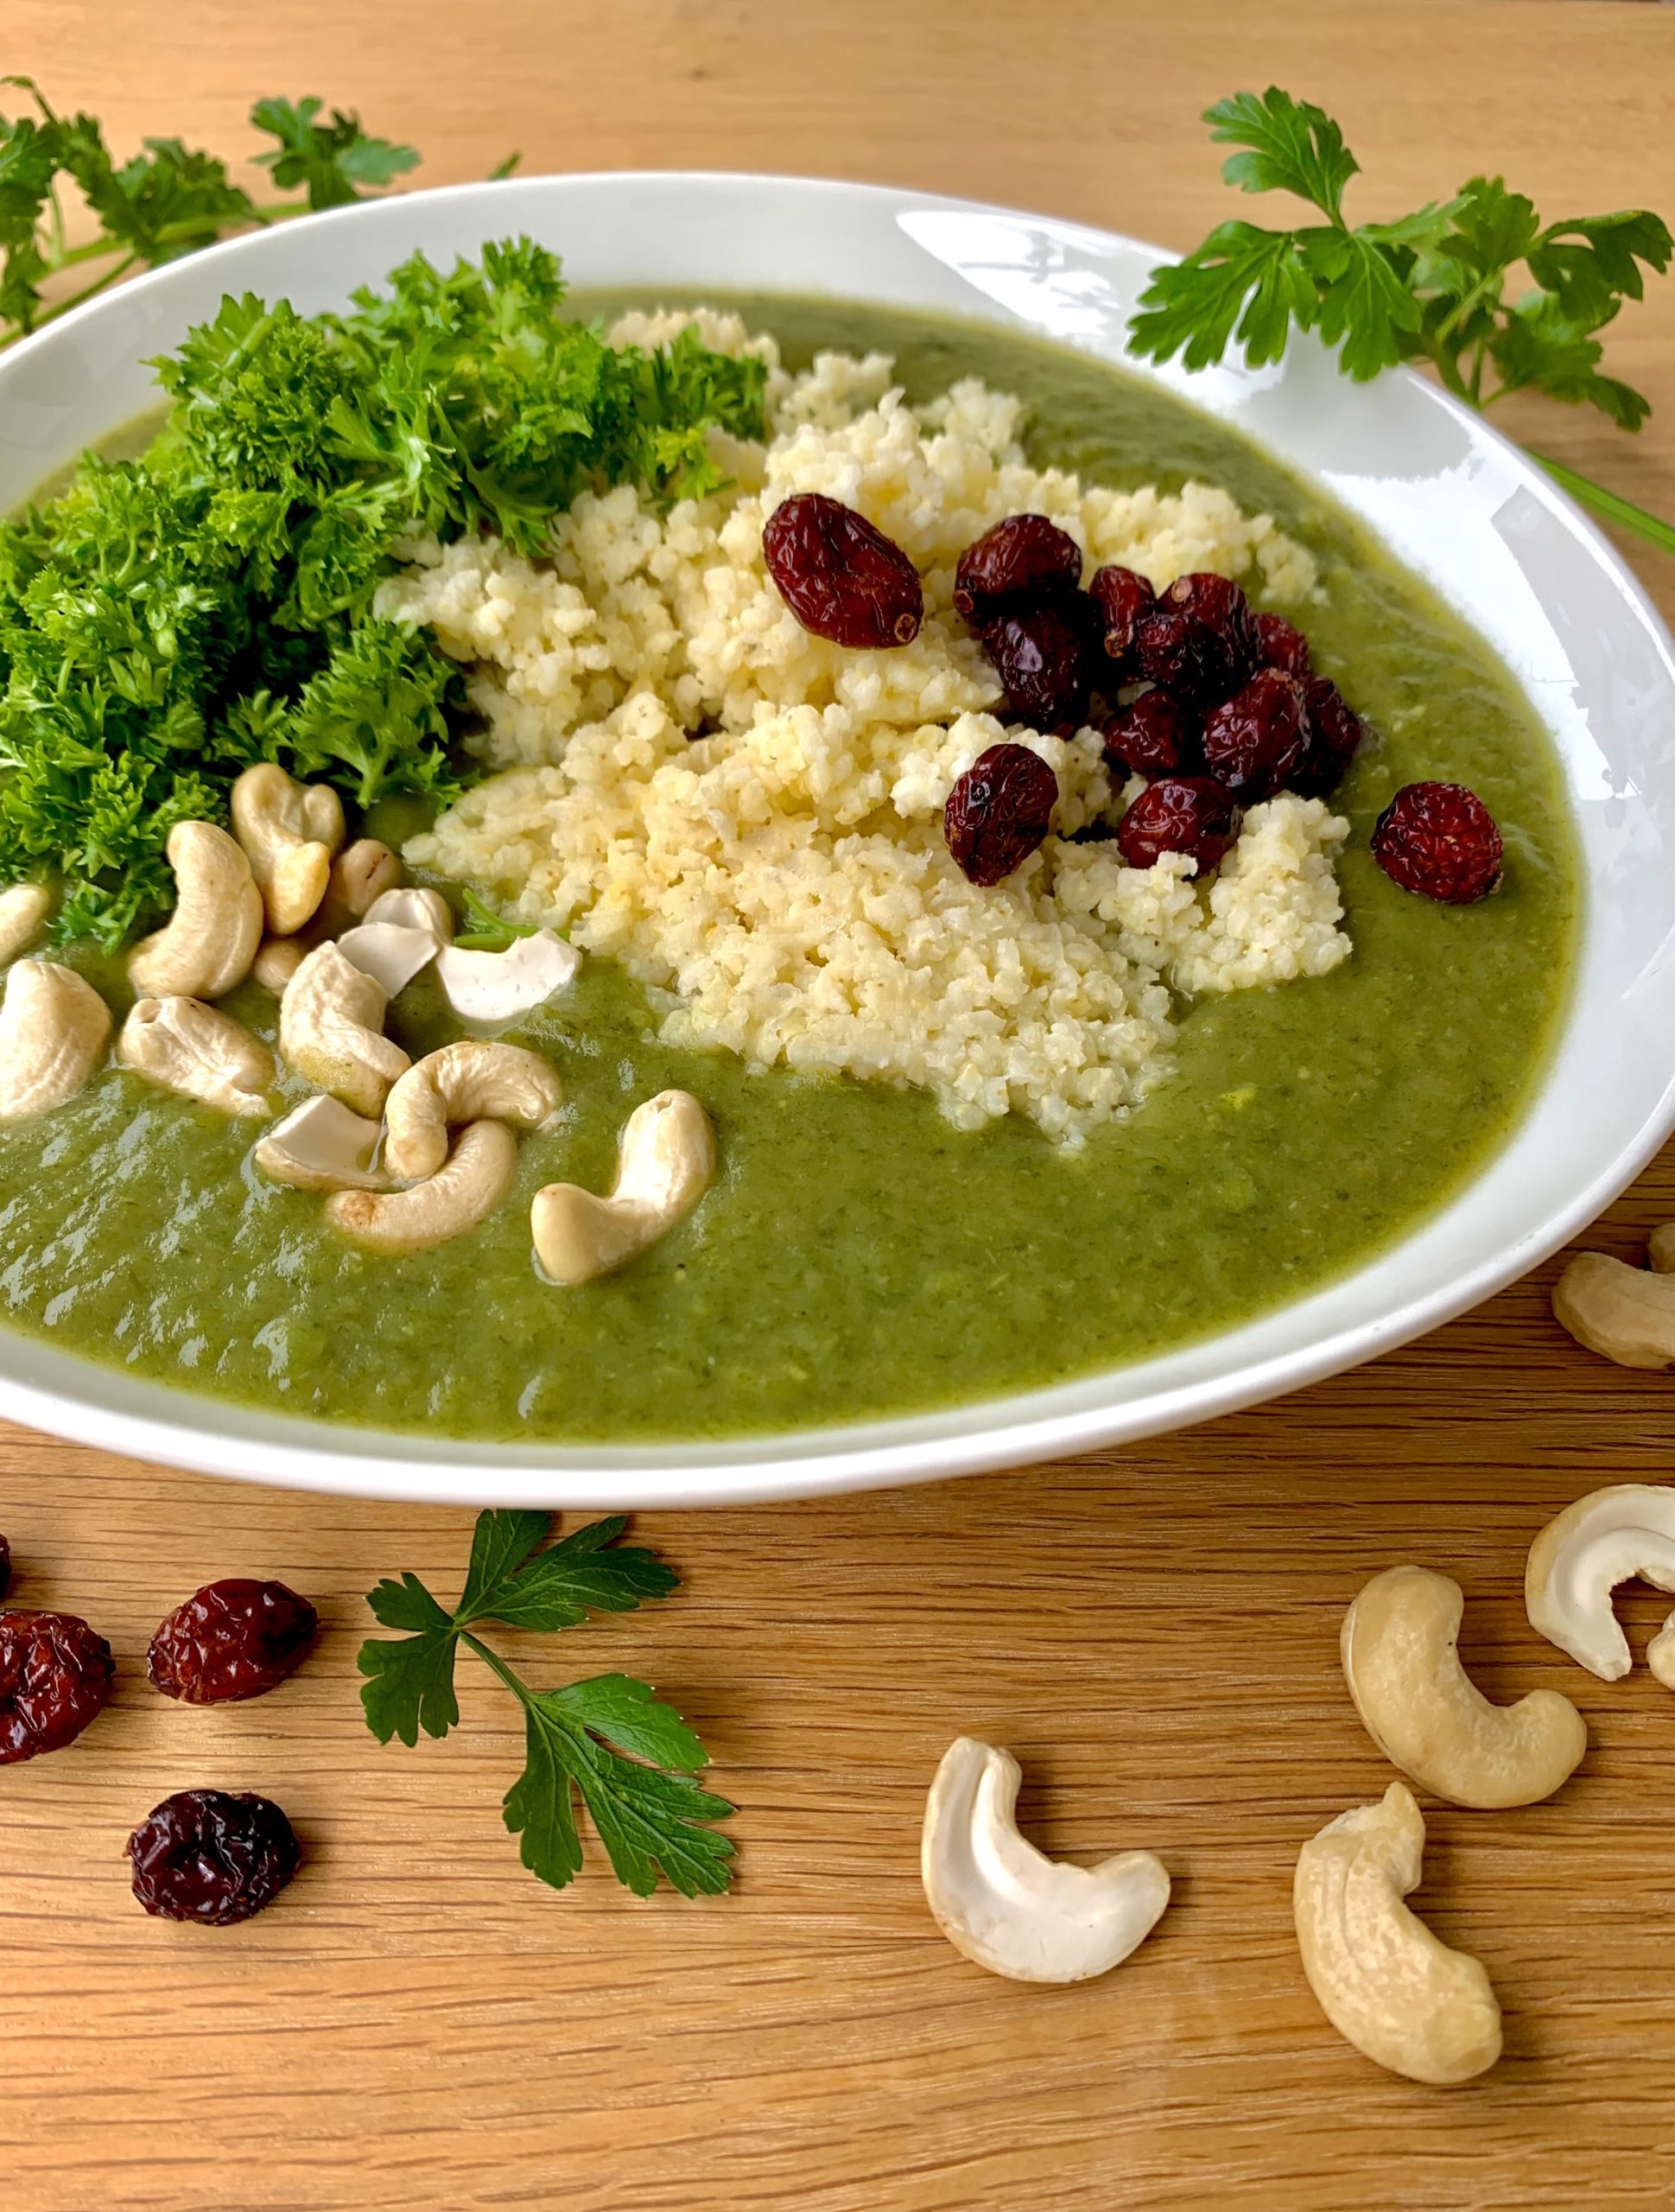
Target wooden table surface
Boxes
[6,4,1675,2207]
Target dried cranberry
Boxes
[1133,607,1249,712]
[1102,690,1202,780]
[1253,609,1312,679]
[954,514,1082,624]
[148,1579,318,1705]
[1293,677,1366,798]
[1116,777,1242,873]
[1372,782,1504,904]
[126,1788,300,1926]
[1202,669,1310,802]
[1089,564,1157,663]
[1164,572,1261,672]
[0,1535,10,1602]
[0,1610,114,1763]
[944,742,1060,886]
[762,493,923,649]
[984,599,1097,732]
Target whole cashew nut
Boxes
[1293,1782,1501,2086]
[530,1090,714,1287]
[254,1095,390,1192]
[129,821,264,1000]
[921,1736,1171,1984]
[118,995,275,1117]
[314,839,404,938]
[0,959,111,1118]
[1342,1566,1586,1808]
[1526,1484,1675,1690]
[253,937,307,995]
[1551,1248,1675,1370]
[0,884,50,967]
[383,1040,562,1181]
[230,763,346,936]
[326,1120,518,1251]
[279,941,409,1116]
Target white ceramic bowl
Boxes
[3,174,1673,1508]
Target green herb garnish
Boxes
[1128,86,1675,555]
[358,1510,736,1897]
[454,886,542,950]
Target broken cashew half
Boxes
[230,764,346,936]
[0,959,111,1119]
[1342,1566,1586,1808]
[921,1736,1171,1984]
[530,1089,714,1286]
[118,996,274,1117]
[254,1096,389,1192]
[0,884,50,967]
[1526,1484,1675,1691]
[279,941,409,1117]
[433,930,581,1023]
[383,1040,562,1181]
[129,821,264,1000]
[1294,1782,1501,2086]
[326,1120,517,1252]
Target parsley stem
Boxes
[460,1629,534,1709]
[1530,452,1675,557]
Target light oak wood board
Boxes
[3,3,1675,2207]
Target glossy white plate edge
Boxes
[0,172,1672,1509]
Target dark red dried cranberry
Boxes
[1089,564,1158,663]
[0,1535,10,1603]
[127,1788,300,1926]
[1102,690,1202,780]
[1116,778,1242,873]
[944,742,1060,886]
[1372,782,1504,904]
[763,493,923,649]
[984,599,1097,732]
[1293,677,1366,798]
[148,1579,318,1706]
[1133,607,1249,713]
[1253,609,1312,679]
[0,1610,114,1763]
[954,514,1082,624]
[1202,669,1310,802]
[1164,571,1260,671]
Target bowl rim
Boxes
[1,167,1672,1508]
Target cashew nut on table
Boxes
[1526,1484,1675,1691]
[1552,1227,1675,1367]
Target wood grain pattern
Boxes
[4,3,1675,2206]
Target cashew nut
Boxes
[383,1040,562,1181]
[117,995,274,1117]
[230,763,346,936]
[0,884,50,967]
[1342,1566,1585,1808]
[921,1737,1170,1984]
[129,821,264,999]
[363,887,454,942]
[1552,1249,1675,1369]
[253,937,307,995]
[279,940,409,1116]
[315,838,403,936]
[326,1119,517,1251]
[530,1089,714,1286]
[1526,1484,1675,1690]
[254,1094,390,1192]
[433,930,581,1023]
[0,959,111,1118]
[1649,1224,1675,1275]
[334,920,444,1001]
[1293,1783,1501,2086]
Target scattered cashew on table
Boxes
[1552,1224,1675,1366]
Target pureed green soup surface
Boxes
[0,296,1577,1441]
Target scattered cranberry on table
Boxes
[1115,777,1243,874]
[126,1788,301,1926]
[148,1578,319,1705]
[944,742,1061,886]
[0,1609,115,1763]
[954,512,1082,625]
[762,491,923,648]
[1372,781,1505,904]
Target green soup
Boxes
[0,298,1577,1440]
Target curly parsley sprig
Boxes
[358,1510,736,1899]
[1127,87,1675,556]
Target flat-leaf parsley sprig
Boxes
[1127,87,1675,556]
[358,1510,736,1898]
